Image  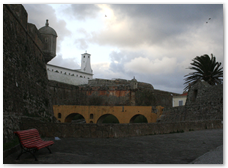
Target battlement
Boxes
[88,78,154,90]
[88,78,129,86]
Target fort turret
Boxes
[39,19,57,63]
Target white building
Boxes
[172,92,188,107]
[46,52,93,85]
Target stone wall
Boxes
[3,4,55,143]
[19,117,222,138]
[84,78,179,107]
[48,80,88,105]
[88,78,134,86]
[49,77,179,107]
[158,81,223,122]
[3,113,21,143]
[153,89,179,108]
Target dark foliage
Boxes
[184,54,223,91]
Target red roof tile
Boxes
[180,92,188,96]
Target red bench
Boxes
[14,128,54,161]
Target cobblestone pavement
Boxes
[3,129,223,164]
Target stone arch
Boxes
[65,113,86,123]
[130,114,148,123]
[97,114,119,124]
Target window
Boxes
[179,100,183,106]
[90,114,93,119]
[58,113,61,118]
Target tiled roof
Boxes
[180,92,188,96]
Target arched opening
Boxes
[97,114,119,124]
[193,89,198,101]
[130,114,148,123]
[90,114,93,119]
[65,113,86,123]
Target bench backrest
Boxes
[14,129,42,146]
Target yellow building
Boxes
[53,105,164,124]
[172,93,188,107]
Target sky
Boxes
[22,3,224,94]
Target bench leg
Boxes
[16,148,38,161]
[16,148,24,160]
[30,150,38,161]
[46,146,52,154]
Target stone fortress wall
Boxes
[158,81,223,122]
[3,4,50,116]
[83,78,180,107]
[48,77,180,107]
[3,4,55,143]
[20,117,222,138]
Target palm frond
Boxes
[183,54,223,91]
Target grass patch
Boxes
[3,138,19,151]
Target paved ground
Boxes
[3,129,223,164]
[190,145,223,164]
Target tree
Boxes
[184,54,223,91]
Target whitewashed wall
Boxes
[46,65,93,85]
[172,96,187,107]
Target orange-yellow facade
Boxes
[53,105,164,124]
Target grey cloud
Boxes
[110,4,222,26]
[109,50,146,72]
[91,4,223,48]
[92,63,129,80]
[63,4,101,20]
[74,38,89,50]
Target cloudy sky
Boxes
[22,3,224,93]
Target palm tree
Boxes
[184,54,223,91]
